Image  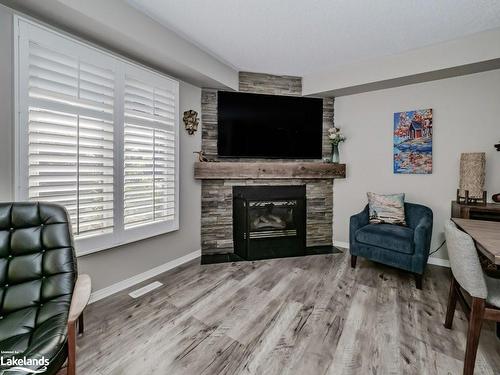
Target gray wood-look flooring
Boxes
[75,252,500,375]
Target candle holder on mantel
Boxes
[456,152,487,205]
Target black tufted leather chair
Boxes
[0,202,91,375]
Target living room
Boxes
[0,1,499,374]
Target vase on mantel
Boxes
[328,126,345,163]
[331,144,340,163]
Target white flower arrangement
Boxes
[328,127,346,146]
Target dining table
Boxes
[452,218,500,265]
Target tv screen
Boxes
[217,91,323,159]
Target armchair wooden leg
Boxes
[78,313,84,335]
[67,320,76,375]
[463,297,485,375]
[444,276,458,329]
[66,274,91,375]
[415,273,423,290]
[351,255,357,268]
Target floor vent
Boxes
[128,281,163,298]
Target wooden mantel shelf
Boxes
[194,161,346,180]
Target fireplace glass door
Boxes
[247,200,297,239]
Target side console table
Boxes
[451,201,500,222]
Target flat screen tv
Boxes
[217,91,323,159]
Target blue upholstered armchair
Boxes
[349,202,433,289]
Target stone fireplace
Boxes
[196,165,344,263]
[194,72,345,263]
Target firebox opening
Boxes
[233,185,306,261]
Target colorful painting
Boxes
[393,109,433,174]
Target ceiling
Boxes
[128,0,500,77]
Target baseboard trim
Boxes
[89,249,201,304]
[332,241,450,268]
[333,241,349,250]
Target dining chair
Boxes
[443,220,500,375]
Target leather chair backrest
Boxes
[0,202,76,320]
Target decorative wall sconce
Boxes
[183,110,199,135]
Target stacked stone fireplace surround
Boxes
[200,72,336,255]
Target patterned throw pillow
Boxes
[367,192,406,225]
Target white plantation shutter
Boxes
[124,74,177,229]
[25,40,115,239]
[16,17,180,255]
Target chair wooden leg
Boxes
[463,297,485,375]
[351,255,357,268]
[78,312,84,335]
[444,276,459,329]
[415,273,423,290]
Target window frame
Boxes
[14,16,180,256]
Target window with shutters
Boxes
[15,17,179,255]
[26,43,115,239]
[123,77,177,229]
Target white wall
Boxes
[0,4,202,291]
[0,6,13,199]
[334,69,500,260]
